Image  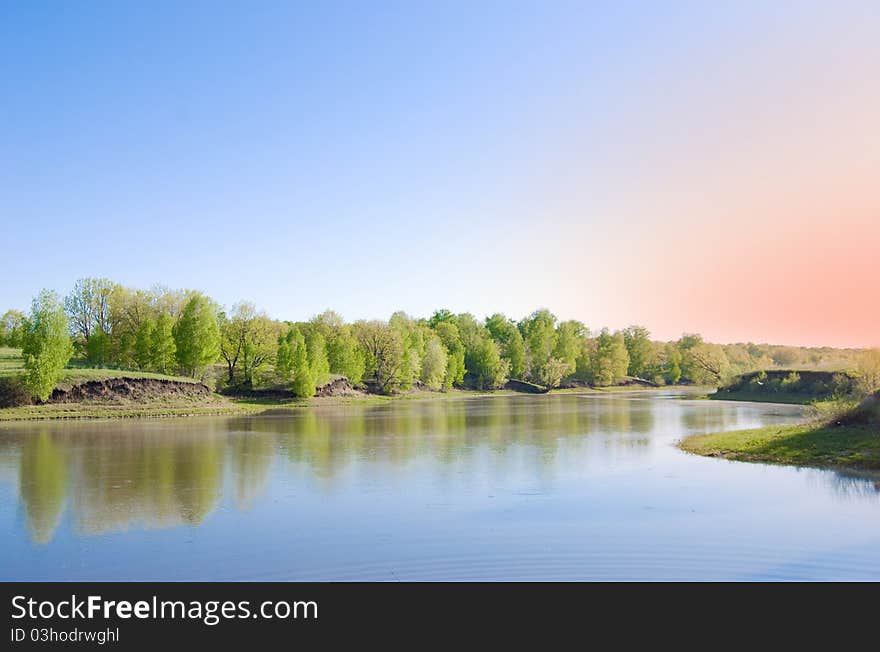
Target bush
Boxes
[780,371,801,391]
[749,370,767,389]
[830,373,856,399]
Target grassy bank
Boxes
[681,392,880,472]
[707,389,818,405]
[711,369,859,405]
[0,381,707,422]
[680,422,880,471]
[0,388,514,421]
[1,347,197,387]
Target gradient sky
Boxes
[2,1,878,347]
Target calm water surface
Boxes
[2,390,879,581]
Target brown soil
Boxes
[314,377,363,397]
[48,377,211,405]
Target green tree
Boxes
[64,277,115,353]
[590,329,630,387]
[21,290,74,401]
[326,326,365,384]
[173,295,221,378]
[428,309,456,329]
[151,313,176,374]
[857,349,880,394]
[275,325,297,381]
[469,337,509,389]
[84,328,111,367]
[685,343,731,385]
[1,309,26,347]
[433,321,465,389]
[537,357,571,389]
[622,325,654,378]
[390,311,425,391]
[219,302,277,385]
[354,320,406,394]
[553,320,586,378]
[663,343,682,384]
[291,328,316,397]
[420,337,449,390]
[519,309,558,385]
[485,313,525,379]
[134,319,156,370]
[306,331,330,388]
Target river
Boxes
[2,390,878,580]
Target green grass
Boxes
[680,422,880,471]
[708,389,818,405]
[0,347,23,377]
[0,347,198,387]
[52,367,198,389]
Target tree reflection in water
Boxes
[2,393,870,545]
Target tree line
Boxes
[1,277,873,401]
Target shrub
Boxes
[780,371,801,391]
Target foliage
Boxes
[220,302,277,385]
[354,320,406,394]
[306,331,330,388]
[485,313,525,379]
[0,310,26,347]
[622,325,654,378]
[421,337,449,390]
[151,313,177,374]
[589,328,629,387]
[173,295,221,378]
[518,309,557,384]
[21,290,74,401]
[857,349,880,394]
[433,321,465,389]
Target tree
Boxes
[1,309,26,347]
[326,326,365,384]
[421,337,448,390]
[857,349,880,394]
[469,337,509,389]
[519,309,559,385]
[553,320,586,379]
[485,313,525,379]
[677,333,704,382]
[685,343,731,385]
[291,328,315,398]
[219,302,275,385]
[84,328,110,367]
[590,329,630,386]
[306,331,330,388]
[433,321,465,389]
[151,313,176,374]
[622,325,654,378]
[390,311,425,391]
[538,357,571,389]
[134,319,156,370]
[173,295,221,378]
[663,342,682,384]
[428,309,456,329]
[354,320,406,394]
[64,277,115,345]
[21,290,74,401]
[275,325,297,381]
[240,314,276,385]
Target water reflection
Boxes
[19,431,67,543]
[0,393,873,548]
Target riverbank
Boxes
[681,392,880,472]
[0,383,707,422]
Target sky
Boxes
[1,1,878,347]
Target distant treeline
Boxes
[1,278,876,401]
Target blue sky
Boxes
[2,2,878,345]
